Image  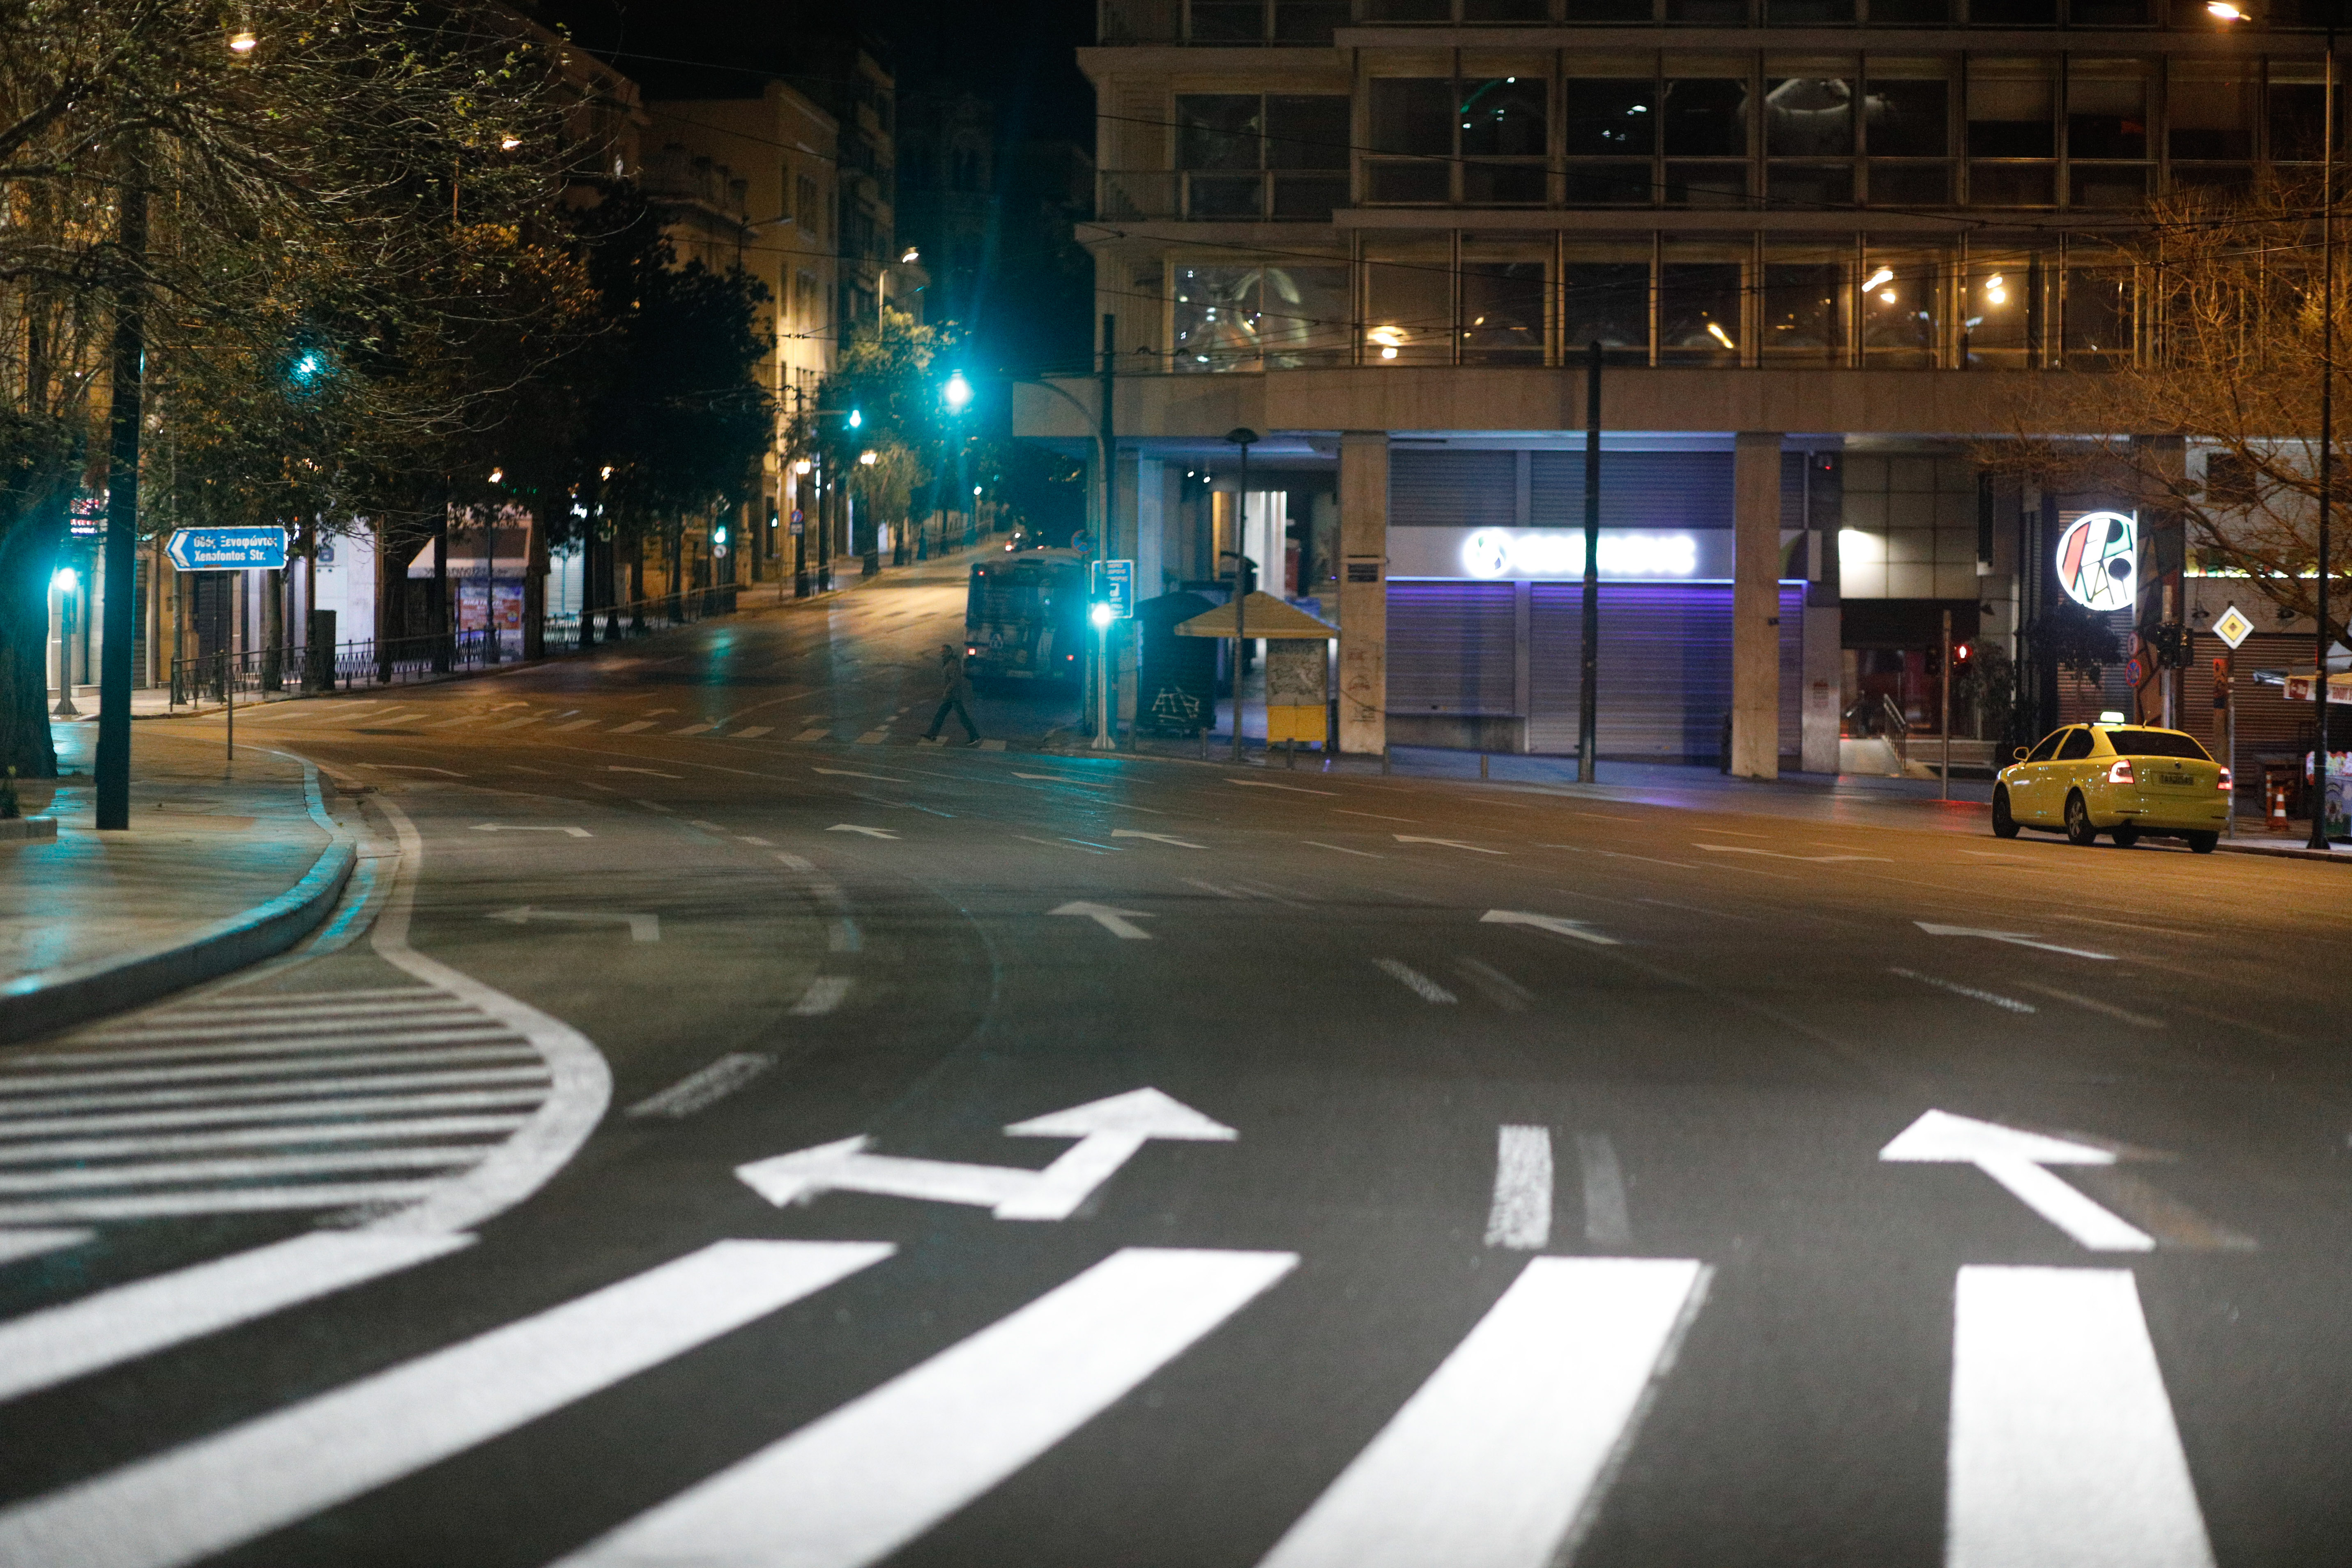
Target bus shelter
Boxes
[1177,592,1339,747]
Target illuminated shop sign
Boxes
[1385,527,1727,581]
[2056,511,2136,612]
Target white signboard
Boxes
[2056,511,2136,612]
[1387,527,1731,582]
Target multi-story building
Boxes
[641,82,841,582]
[796,37,924,332]
[1022,0,2333,774]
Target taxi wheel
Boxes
[2186,831,2219,854]
[2063,792,2099,846]
[2110,825,2140,848]
[1991,787,2021,839]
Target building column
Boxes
[1731,431,1783,780]
[1337,432,1389,756]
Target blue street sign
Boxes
[166,527,288,571]
[1093,558,1135,619]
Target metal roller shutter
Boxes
[1390,452,1517,529]
[1526,451,1734,531]
[1523,583,1805,762]
[1385,582,1517,716]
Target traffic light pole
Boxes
[1577,341,1602,784]
[96,138,147,831]
[1940,608,1952,802]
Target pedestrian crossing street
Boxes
[0,1233,2218,1568]
[0,985,559,1227]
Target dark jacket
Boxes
[939,652,971,701]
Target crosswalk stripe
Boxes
[0,1239,892,1568]
[0,1233,472,1405]
[0,1181,449,1224]
[6,1066,552,1116]
[0,1114,531,1164]
[0,1089,550,1140]
[12,1025,511,1066]
[0,1046,539,1095]
[0,1145,489,1195]
[1947,1265,2214,1568]
[672,723,715,735]
[612,720,655,733]
[163,988,443,1011]
[560,1247,1297,1568]
[549,718,601,732]
[67,1011,485,1046]
[0,1228,90,1267]
[1257,1256,1709,1568]
[737,725,774,738]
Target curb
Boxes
[0,774,354,1046]
[0,818,56,844]
[2214,838,2352,864]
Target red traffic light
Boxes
[1952,642,1972,663]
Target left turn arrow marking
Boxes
[1880,1108,2153,1251]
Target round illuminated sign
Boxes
[2055,510,2136,612]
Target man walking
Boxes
[925,642,981,745]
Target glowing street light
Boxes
[859,450,879,466]
[51,566,77,593]
[499,135,522,152]
[1862,266,1894,292]
[944,371,972,411]
[228,29,257,52]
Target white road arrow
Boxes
[486,907,660,942]
[1880,1108,2153,1251]
[828,824,900,840]
[1696,843,1889,862]
[1050,900,1154,939]
[1396,836,1505,855]
[1480,909,1620,946]
[734,1087,1236,1220]
[1111,830,1206,849]
[469,824,593,838]
[1915,922,2117,960]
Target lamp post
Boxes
[51,568,81,717]
[1225,427,1260,763]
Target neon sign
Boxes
[2056,511,2136,611]
[1459,528,1700,580]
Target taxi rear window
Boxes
[2103,729,2211,761]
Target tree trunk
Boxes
[0,477,68,779]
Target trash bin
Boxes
[1135,592,1217,737]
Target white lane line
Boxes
[549,718,600,732]
[0,1045,538,1094]
[790,976,855,1016]
[672,723,716,736]
[0,1147,486,1195]
[1375,959,1458,1005]
[1948,1266,2215,1568]
[738,726,775,739]
[1452,958,1532,1012]
[560,1247,1295,1568]
[1576,1133,1633,1246]
[1301,841,1382,858]
[15,1024,502,1063]
[0,1233,472,1405]
[161,987,447,1011]
[626,1055,776,1119]
[2014,982,2166,1028]
[0,1089,551,1141]
[0,1116,529,1164]
[795,729,831,742]
[611,720,656,733]
[1483,1126,1552,1249]
[0,1182,450,1226]
[0,1067,553,1117]
[0,1241,893,1568]
[0,1229,90,1267]
[1257,1257,1710,1568]
[1888,967,2037,1014]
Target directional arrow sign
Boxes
[1880,1108,2152,1251]
[166,527,287,571]
[1111,830,1206,849]
[1481,909,1619,946]
[469,824,593,838]
[1397,836,1505,855]
[1915,922,2117,961]
[1051,900,1153,939]
[828,824,900,840]
[734,1087,1235,1220]
[486,907,660,942]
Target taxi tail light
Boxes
[2106,758,2135,785]
[2218,766,2233,791]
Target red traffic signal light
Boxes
[1952,642,1972,663]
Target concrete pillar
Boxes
[1337,431,1389,756]
[1133,456,1165,600]
[1731,431,1783,780]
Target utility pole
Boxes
[96,138,146,831]
[2315,16,2340,849]
[1940,608,1953,802]
[1227,427,1259,763]
[1096,313,1116,747]
[1578,340,1602,785]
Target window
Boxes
[1659,249,1743,365]
[1962,253,2033,366]
[1664,76,1749,157]
[2056,728,2095,761]
[1762,250,1845,362]
[1866,73,1947,158]
[1863,249,1942,365]
[1563,256,1651,363]
[2025,728,2067,764]
[1260,265,1352,366]
[1367,78,1454,202]
[1766,73,1854,157]
[2066,60,2149,161]
[1367,73,1547,206]
[1966,60,2055,159]
[1188,0,1264,39]
[1176,94,1350,219]
[2269,67,2338,161]
[1366,243,1454,363]
[2064,264,2134,366]
[1461,249,1547,364]
[2105,729,2211,760]
[796,175,820,233]
[1565,63,1656,205]
[2169,62,2255,165]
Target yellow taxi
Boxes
[1992,722,2230,852]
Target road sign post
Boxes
[2214,603,2252,838]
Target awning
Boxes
[2282,670,2352,705]
[1175,592,1338,640]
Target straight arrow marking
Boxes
[1111,830,1207,848]
[1397,836,1505,854]
[1915,923,2117,961]
[827,825,900,840]
[1049,900,1153,939]
[558,1248,1295,1568]
[485,907,660,942]
[1948,1266,2216,1568]
[1481,910,1620,946]
[1881,1109,2154,1251]
[469,825,592,838]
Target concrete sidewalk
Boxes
[0,719,355,1042]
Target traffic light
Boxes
[2214,655,2231,709]
[1953,642,1973,665]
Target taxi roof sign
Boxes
[2212,603,2254,650]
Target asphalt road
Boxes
[6,562,2352,1568]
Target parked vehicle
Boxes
[1992,723,2229,852]
[965,550,1086,687]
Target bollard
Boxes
[1480,753,1489,780]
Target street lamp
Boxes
[2218,0,2336,845]
[227,28,257,52]
[944,371,972,411]
[51,567,81,717]
[1225,426,1260,762]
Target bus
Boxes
[964,549,1088,687]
